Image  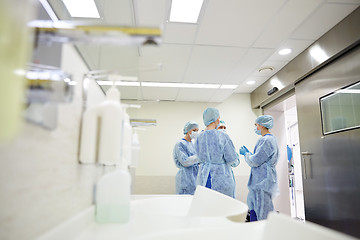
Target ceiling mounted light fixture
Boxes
[278,48,292,55]
[141,82,220,89]
[97,81,140,86]
[258,67,274,74]
[246,80,256,85]
[62,0,100,18]
[220,85,238,89]
[169,0,204,23]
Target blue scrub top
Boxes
[246,134,279,220]
[194,130,239,198]
[173,138,199,194]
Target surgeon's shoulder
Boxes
[260,134,276,145]
[175,139,186,147]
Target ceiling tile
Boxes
[176,88,217,102]
[98,0,134,25]
[184,45,247,84]
[253,0,323,48]
[138,44,192,82]
[100,85,143,100]
[208,89,234,102]
[225,48,275,84]
[75,45,101,70]
[291,3,360,40]
[196,0,287,47]
[141,87,178,101]
[234,86,257,93]
[164,23,198,44]
[252,60,290,77]
[268,39,314,62]
[135,0,168,26]
[98,46,139,71]
[235,76,269,93]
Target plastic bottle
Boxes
[121,108,133,168]
[80,86,123,165]
[130,131,140,168]
[95,166,131,223]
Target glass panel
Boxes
[320,81,360,135]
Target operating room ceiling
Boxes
[47,0,360,102]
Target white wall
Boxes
[126,94,260,202]
[0,44,104,240]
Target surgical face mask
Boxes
[190,131,198,139]
[254,127,261,135]
[219,129,226,133]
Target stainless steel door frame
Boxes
[295,45,360,238]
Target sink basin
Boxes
[131,195,192,217]
[188,186,248,222]
[132,186,248,222]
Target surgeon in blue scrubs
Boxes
[239,115,279,221]
[173,121,200,195]
[194,108,240,198]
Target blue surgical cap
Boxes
[183,121,199,134]
[203,108,220,126]
[255,115,274,129]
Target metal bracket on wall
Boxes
[25,63,75,129]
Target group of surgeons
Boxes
[173,107,279,222]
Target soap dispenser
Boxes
[122,107,133,168]
[130,130,140,168]
[79,85,124,165]
[95,164,131,223]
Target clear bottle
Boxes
[95,166,131,223]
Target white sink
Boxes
[132,186,249,222]
[131,195,192,217]
[39,186,356,240]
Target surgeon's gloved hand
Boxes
[239,145,251,156]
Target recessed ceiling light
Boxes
[246,80,256,85]
[62,0,100,18]
[258,67,274,74]
[169,0,204,23]
[278,48,292,55]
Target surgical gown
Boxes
[194,130,240,198]
[245,134,279,220]
[173,139,200,195]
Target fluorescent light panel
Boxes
[62,0,100,18]
[97,81,238,89]
[220,85,238,89]
[141,82,220,89]
[169,0,203,23]
[142,82,238,89]
[97,81,140,87]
